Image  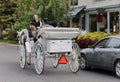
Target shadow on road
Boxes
[81,68,115,77]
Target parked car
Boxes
[79,36,120,78]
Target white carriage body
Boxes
[18,27,80,74]
[37,28,79,53]
[47,40,72,53]
[37,28,79,39]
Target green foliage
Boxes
[34,0,68,22]
[1,29,17,41]
[1,30,8,40]
[13,0,35,28]
[1,0,68,41]
[7,30,17,41]
[13,0,68,30]
[0,0,16,27]
[44,0,68,22]
[14,21,28,31]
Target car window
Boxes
[94,38,109,48]
[107,38,120,48]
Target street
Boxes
[0,43,120,82]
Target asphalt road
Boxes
[0,43,120,82]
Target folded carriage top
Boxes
[37,27,80,39]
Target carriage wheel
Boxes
[34,42,44,75]
[68,42,80,73]
[19,44,26,69]
[52,54,59,68]
[19,33,27,69]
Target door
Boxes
[102,38,120,67]
[90,38,110,66]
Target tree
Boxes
[13,0,35,30]
[4,0,68,40]
[13,0,68,30]
[0,0,16,37]
[44,0,68,23]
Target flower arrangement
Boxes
[76,32,116,48]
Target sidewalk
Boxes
[0,42,18,47]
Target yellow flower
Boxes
[77,32,116,41]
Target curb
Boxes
[0,42,19,47]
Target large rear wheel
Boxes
[34,42,44,75]
[69,42,80,73]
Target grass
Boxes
[0,39,18,45]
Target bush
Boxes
[1,30,9,40]
[8,30,18,41]
[76,32,116,48]
[8,21,29,41]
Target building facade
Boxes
[73,0,120,33]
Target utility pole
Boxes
[68,0,72,28]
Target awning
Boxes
[85,4,120,12]
[69,6,85,17]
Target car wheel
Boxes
[80,55,88,70]
[115,60,120,78]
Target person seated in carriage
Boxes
[27,22,37,65]
[28,22,37,42]
[42,18,53,28]
[31,14,42,29]
[29,18,54,41]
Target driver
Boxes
[27,22,37,65]
[28,22,37,42]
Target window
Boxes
[71,0,78,6]
[94,38,109,48]
[107,38,120,48]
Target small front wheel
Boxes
[115,60,120,78]
[34,42,44,75]
[52,54,59,68]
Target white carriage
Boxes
[18,28,80,75]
